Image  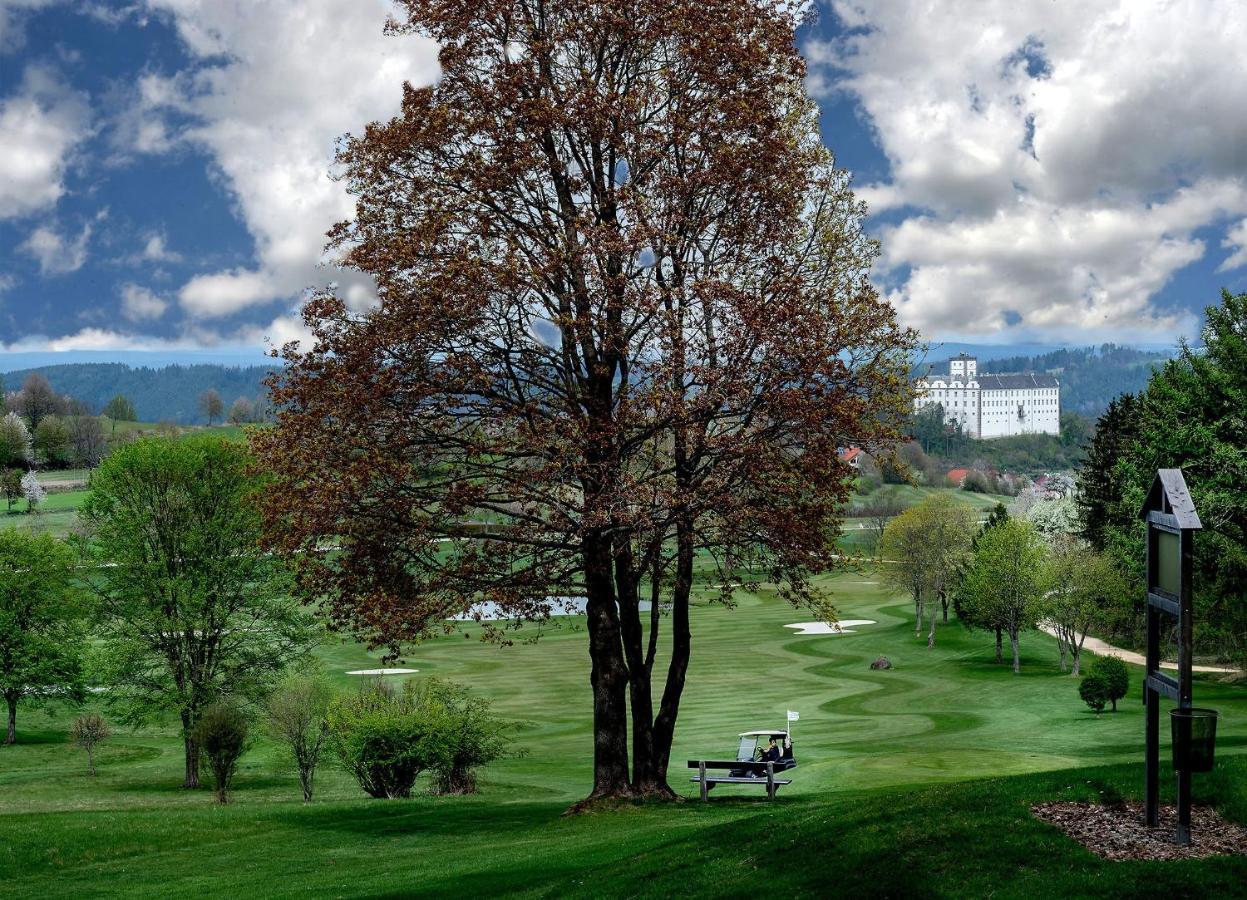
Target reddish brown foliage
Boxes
[254,0,916,803]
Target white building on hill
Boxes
[913,354,1060,439]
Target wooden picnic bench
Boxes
[687,759,792,801]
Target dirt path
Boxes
[1038,624,1240,674]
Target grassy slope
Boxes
[3,572,1246,896]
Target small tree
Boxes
[227,397,255,425]
[1044,539,1129,674]
[16,373,61,429]
[103,395,137,432]
[1079,672,1110,716]
[423,679,522,795]
[327,681,446,799]
[1,469,21,512]
[70,713,111,776]
[265,674,333,802]
[21,471,45,513]
[33,415,72,468]
[1089,656,1129,712]
[192,701,251,803]
[69,415,108,470]
[198,389,223,426]
[0,412,33,469]
[960,519,1049,673]
[0,531,85,743]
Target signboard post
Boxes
[1139,469,1202,844]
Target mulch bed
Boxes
[1032,801,1247,861]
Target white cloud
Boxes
[0,0,57,53]
[135,0,440,319]
[809,0,1247,340]
[1219,219,1247,273]
[0,274,17,295]
[0,64,91,219]
[119,282,168,320]
[18,212,104,275]
[139,231,181,263]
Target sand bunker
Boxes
[346,668,419,676]
[784,620,876,635]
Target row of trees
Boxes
[1077,289,1247,665]
[881,496,1128,674]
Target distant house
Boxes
[946,467,971,487]
[838,447,863,468]
[913,354,1060,439]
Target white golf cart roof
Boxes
[739,730,789,738]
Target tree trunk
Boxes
[927,604,937,648]
[1010,631,1021,674]
[617,545,661,795]
[577,535,631,804]
[87,747,97,777]
[647,521,695,799]
[181,710,200,789]
[915,595,923,637]
[5,694,16,745]
[995,627,1003,663]
[940,590,949,625]
[1058,638,1068,673]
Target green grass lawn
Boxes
[3,570,1245,896]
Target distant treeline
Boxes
[0,363,278,424]
[942,344,1172,416]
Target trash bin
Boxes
[1171,707,1219,773]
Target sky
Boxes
[1,0,1245,359]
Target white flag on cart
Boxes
[787,710,800,722]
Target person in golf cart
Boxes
[729,730,796,777]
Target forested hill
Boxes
[0,363,277,424]
[919,344,1173,416]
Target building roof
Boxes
[947,468,971,484]
[1138,468,1203,529]
[838,447,862,463]
[976,373,1059,390]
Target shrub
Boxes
[423,679,523,795]
[327,681,447,799]
[191,701,252,803]
[70,713,110,776]
[265,674,333,801]
[1079,672,1109,716]
[1089,656,1129,712]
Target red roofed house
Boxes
[947,467,971,487]
[838,447,863,468]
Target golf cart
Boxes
[687,728,797,801]
[730,730,796,776]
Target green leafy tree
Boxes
[79,435,320,788]
[1,469,22,513]
[192,701,252,803]
[1079,671,1110,716]
[265,674,333,802]
[327,680,448,799]
[103,395,137,431]
[1096,290,1247,664]
[1044,539,1130,674]
[881,494,976,646]
[954,503,1010,660]
[33,415,73,468]
[960,519,1048,673]
[1089,655,1129,712]
[0,531,86,743]
[423,678,523,795]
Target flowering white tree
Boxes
[21,472,45,513]
[0,412,32,469]
[1027,496,1080,540]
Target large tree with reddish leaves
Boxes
[254,0,916,804]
